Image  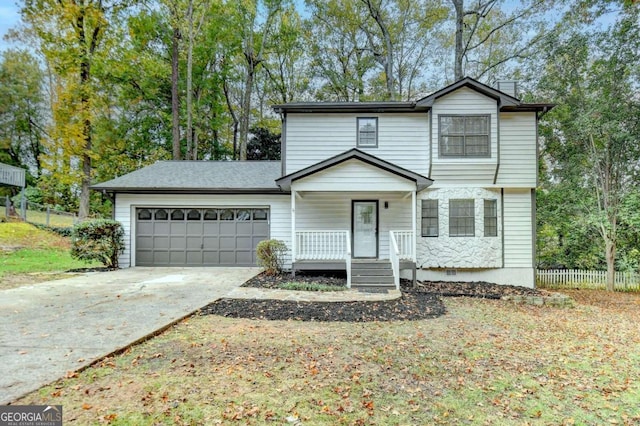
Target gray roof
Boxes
[92,161,284,193]
[273,77,554,113]
[276,148,433,191]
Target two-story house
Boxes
[93,77,553,288]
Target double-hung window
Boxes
[439,115,490,157]
[357,117,378,147]
[484,199,498,237]
[449,199,475,237]
[421,200,438,237]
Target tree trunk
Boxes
[238,66,253,161]
[186,0,194,160]
[77,10,93,221]
[605,238,616,292]
[362,0,395,100]
[452,0,464,81]
[171,26,181,160]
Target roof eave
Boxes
[90,187,286,195]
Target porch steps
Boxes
[351,260,395,289]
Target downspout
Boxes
[280,111,287,176]
[493,105,501,184]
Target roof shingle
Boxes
[92,161,283,193]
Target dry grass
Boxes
[15,291,640,425]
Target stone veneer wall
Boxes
[417,187,502,269]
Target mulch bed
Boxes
[201,272,547,322]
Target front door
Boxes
[353,201,378,258]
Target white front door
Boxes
[353,201,378,258]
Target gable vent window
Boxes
[439,115,490,158]
[357,117,378,148]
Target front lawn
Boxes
[0,222,99,290]
[15,291,640,425]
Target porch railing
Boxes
[391,230,414,261]
[389,231,401,290]
[295,230,352,287]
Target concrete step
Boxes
[352,268,393,276]
[351,275,395,285]
[351,261,392,270]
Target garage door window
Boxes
[204,209,217,220]
[171,209,184,220]
[220,209,234,220]
[155,209,168,220]
[236,209,250,221]
[253,209,267,220]
[187,209,201,220]
[138,209,152,220]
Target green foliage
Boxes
[278,281,346,292]
[256,239,287,275]
[246,127,281,160]
[71,219,124,268]
[31,223,73,238]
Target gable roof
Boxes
[91,161,283,194]
[415,76,521,107]
[275,148,433,191]
[272,101,427,114]
[272,77,553,113]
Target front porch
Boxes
[275,148,432,290]
[291,229,417,290]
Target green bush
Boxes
[256,239,287,275]
[31,222,73,237]
[71,219,124,268]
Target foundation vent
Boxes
[446,269,457,276]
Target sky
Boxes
[0,2,20,51]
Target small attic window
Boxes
[357,117,378,148]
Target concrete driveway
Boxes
[0,267,260,404]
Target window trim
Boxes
[357,117,378,148]
[449,199,475,237]
[421,199,438,237]
[484,199,498,237]
[438,114,490,158]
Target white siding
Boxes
[503,189,534,267]
[295,192,412,259]
[496,112,537,187]
[285,113,429,175]
[430,87,498,184]
[292,159,415,192]
[114,193,291,268]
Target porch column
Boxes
[412,190,417,262]
[291,189,296,265]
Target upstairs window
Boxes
[449,199,475,237]
[439,115,490,158]
[357,117,378,147]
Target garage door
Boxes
[135,207,269,266]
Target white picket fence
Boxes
[537,269,640,291]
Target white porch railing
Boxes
[391,230,415,261]
[389,231,401,290]
[295,230,352,287]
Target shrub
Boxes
[71,219,124,268]
[31,222,73,237]
[256,239,287,275]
